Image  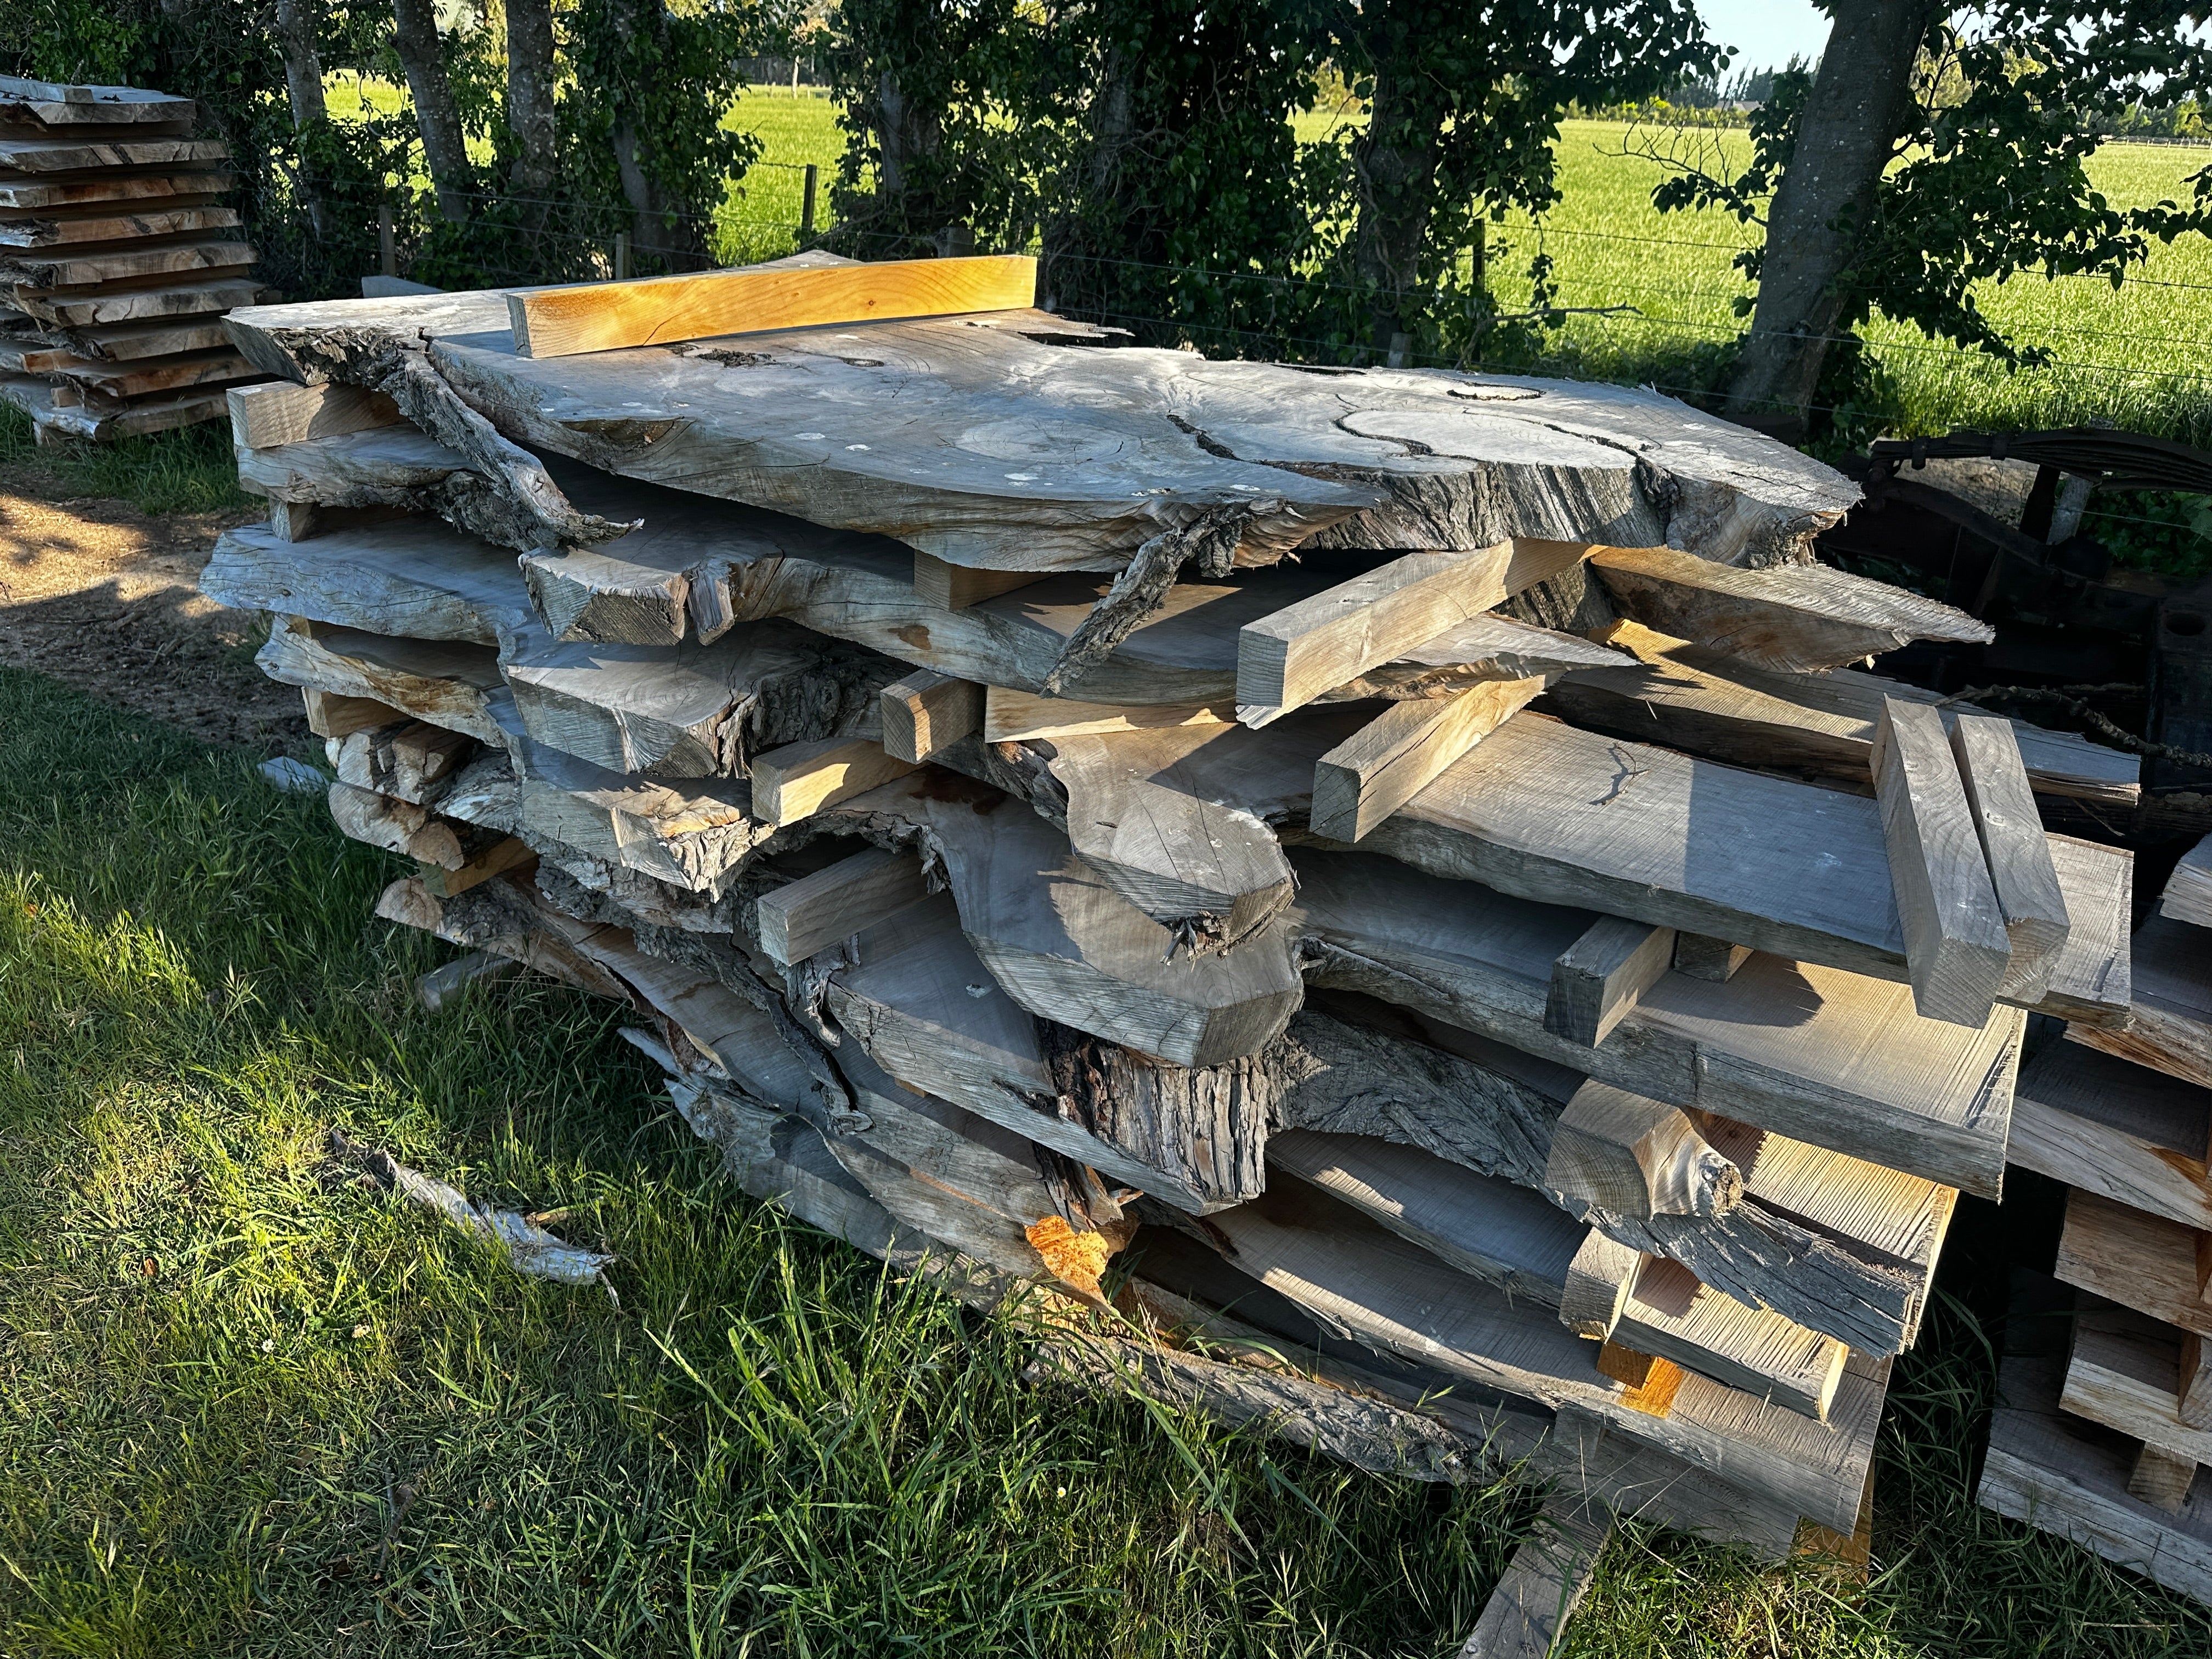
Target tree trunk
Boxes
[504,0,559,208]
[274,0,329,236]
[1719,1,1933,434]
[607,0,706,267]
[1042,43,1133,307]
[1348,62,1444,362]
[873,69,944,240]
[392,0,473,224]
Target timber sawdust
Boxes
[0,466,303,750]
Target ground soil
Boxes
[0,466,309,753]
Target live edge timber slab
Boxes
[506,255,1040,358]
[223,273,1860,579]
[1547,620,2142,809]
[206,467,1624,709]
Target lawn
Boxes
[1,471,2210,1649]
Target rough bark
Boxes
[392,0,475,223]
[1347,64,1443,359]
[504,0,560,209]
[275,0,330,236]
[607,0,707,265]
[1720,2,1933,433]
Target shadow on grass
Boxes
[0,402,255,518]
[0,667,1543,1657]
[6,667,2210,1656]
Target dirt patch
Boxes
[0,466,308,753]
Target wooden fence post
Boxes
[801,165,818,239]
[615,231,630,281]
[378,204,396,278]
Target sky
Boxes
[1696,0,1833,72]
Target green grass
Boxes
[7,556,2212,1652]
[0,402,253,517]
[1,668,1556,1656]
[1495,122,2212,445]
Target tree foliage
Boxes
[822,0,1719,363]
[0,0,786,296]
[1640,2,2212,431]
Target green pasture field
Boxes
[721,98,2212,442]
[1,562,2206,1653]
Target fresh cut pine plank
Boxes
[507,255,1039,358]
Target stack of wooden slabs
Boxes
[1982,834,2212,1602]
[203,261,2154,1626]
[0,75,262,441]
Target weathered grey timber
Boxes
[1455,1494,1611,1658]
[224,275,1858,583]
[0,172,236,212]
[1200,1178,1883,1533]
[983,703,2128,1028]
[504,624,896,781]
[10,273,260,328]
[1277,996,1934,1355]
[0,205,240,247]
[1274,1121,1852,1423]
[0,76,201,126]
[662,1069,1809,1556]
[0,134,229,171]
[1339,712,2131,1025]
[1588,543,1992,672]
[1543,623,2141,806]
[2008,1040,2212,1234]
[205,489,1614,708]
[1288,847,2020,1197]
[235,425,557,551]
[1980,1351,2212,1607]
[821,894,1268,1211]
[826,770,1304,1068]
[0,236,253,290]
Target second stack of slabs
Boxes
[0,74,261,441]
[1983,840,2212,1597]
[200,266,2147,1563]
